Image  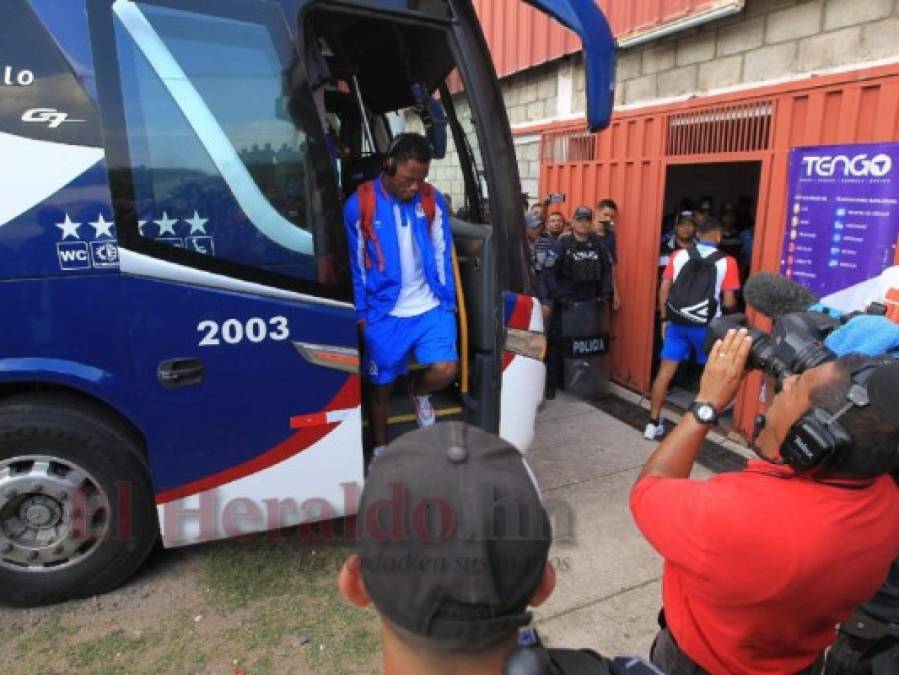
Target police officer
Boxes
[540,206,613,399]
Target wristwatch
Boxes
[690,400,719,426]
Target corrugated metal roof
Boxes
[473,0,743,79]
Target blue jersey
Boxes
[343,178,456,325]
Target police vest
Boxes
[560,236,606,284]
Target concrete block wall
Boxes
[408,0,899,209]
[402,101,473,208]
[609,0,899,107]
[536,0,898,112]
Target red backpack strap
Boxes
[419,182,436,230]
[356,181,385,272]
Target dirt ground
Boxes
[1,393,696,674]
[0,524,381,675]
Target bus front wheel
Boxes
[0,394,157,606]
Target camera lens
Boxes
[707,313,834,385]
[782,337,834,375]
[774,314,836,378]
[745,332,792,383]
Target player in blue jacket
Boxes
[343,134,457,458]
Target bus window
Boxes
[302,9,489,221]
[105,1,345,289]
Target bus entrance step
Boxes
[361,389,463,428]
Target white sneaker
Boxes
[643,421,665,441]
[409,384,436,427]
[372,445,387,460]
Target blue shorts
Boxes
[660,323,709,364]
[363,307,458,385]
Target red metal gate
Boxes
[539,62,899,438]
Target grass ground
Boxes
[0,525,381,675]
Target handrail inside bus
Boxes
[451,244,469,394]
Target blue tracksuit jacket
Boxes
[343,177,456,325]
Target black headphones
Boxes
[383,134,403,177]
[383,133,434,177]
[778,406,855,472]
[753,364,876,473]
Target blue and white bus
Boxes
[0,0,614,604]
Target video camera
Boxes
[705,307,897,385]
[706,312,837,384]
[707,271,893,385]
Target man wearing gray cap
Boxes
[338,423,656,674]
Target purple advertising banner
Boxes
[780,142,899,310]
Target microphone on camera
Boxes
[744,273,823,320]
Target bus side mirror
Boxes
[523,0,616,132]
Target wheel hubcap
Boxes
[0,455,110,571]
[21,496,61,529]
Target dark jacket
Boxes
[530,232,555,272]
[539,233,613,305]
[597,230,617,265]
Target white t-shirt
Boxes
[389,205,439,317]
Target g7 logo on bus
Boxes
[21,107,84,129]
[197,317,290,347]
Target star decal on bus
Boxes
[185,210,208,234]
[55,214,82,240]
[154,211,178,236]
[89,214,115,239]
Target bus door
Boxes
[89,0,362,545]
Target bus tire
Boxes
[0,394,157,606]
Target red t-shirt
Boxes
[631,462,899,674]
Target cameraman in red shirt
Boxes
[631,328,899,674]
